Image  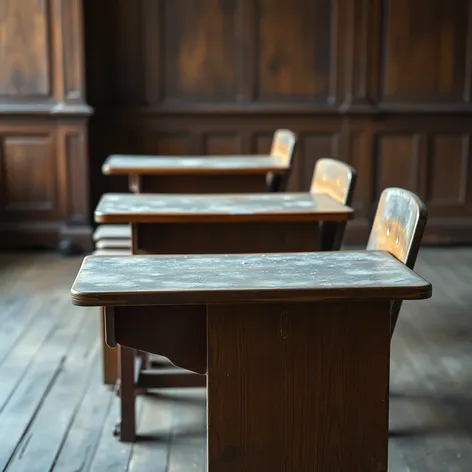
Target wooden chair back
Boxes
[267,129,297,192]
[366,187,428,336]
[310,158,357,250]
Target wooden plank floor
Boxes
[0,248,471,471]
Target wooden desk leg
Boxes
[99,307,118,386]
[117,345,136,442]
[207,301,391,472]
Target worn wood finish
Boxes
[1,249,471,471]
[92,248,130,385]
[367,188,428,333]
[71,250,430,469]
[71,251,431,307]
[85,0,472,245]
[207,301,390,472]
[267,129,297,191]
[0,0,93,251]
[103,155,289,175]
[311,158,357,250]
[95,192,353,223]
[104,156,291,195]
[94,189,351,432]
[94,189,351,420]
[102,128,295,194]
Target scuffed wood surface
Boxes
[95,193,353,223]
[367,187,427,268]
[311,158,357,205]
[1,249,470,472]
[102,155,287,175]
[71,251,431,306]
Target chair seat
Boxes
[95,238,131,250]
[93,224,131,241]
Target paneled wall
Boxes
[0,0,92,250]
[85,0,472,244]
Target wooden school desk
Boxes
[102,155,290,193]
[94,192,353,254]
[95,190,354,436]
[71,251,432,472]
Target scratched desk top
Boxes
[102,155,288,175]
[71,251,432,306]
[94,192,354,223]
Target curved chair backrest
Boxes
[267,129,297,192]
[310,158,357,251]
[366,187,428,336]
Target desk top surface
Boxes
[71,251,432,307]
[103,154,287,175]
[95,193,353,223]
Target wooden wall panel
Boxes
[1,135,55,216]
[0,0,50,97]
[349,127,373,213]
[58,126,89,226]
[164,0,239,102]
[374,134,420,198]
[203,133,241,155]
[256,0,335,103]
[82,0,472,245]
[380,0,471,106]
[156,134,191,155]
[61,0,85,103]
[0,0,92,251]
[252,133,273,154]
[300,133,340,190]
[427,134,469,207]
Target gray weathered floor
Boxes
[0,248,471,471]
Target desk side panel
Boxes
[207,300,391,472]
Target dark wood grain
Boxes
[104,129,296,194]
[0,0,49,97]
[0,0,92,251]
[207,300,391,472]
[135,173,270,193]
[114,305,207,375]
[71,250,431,307]
[133,221,319,255]
[1,249,471,471]
[99,307,117,385]
[84,0,472,245]
[95,192,353,223]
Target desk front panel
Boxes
[132,221,320,254]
